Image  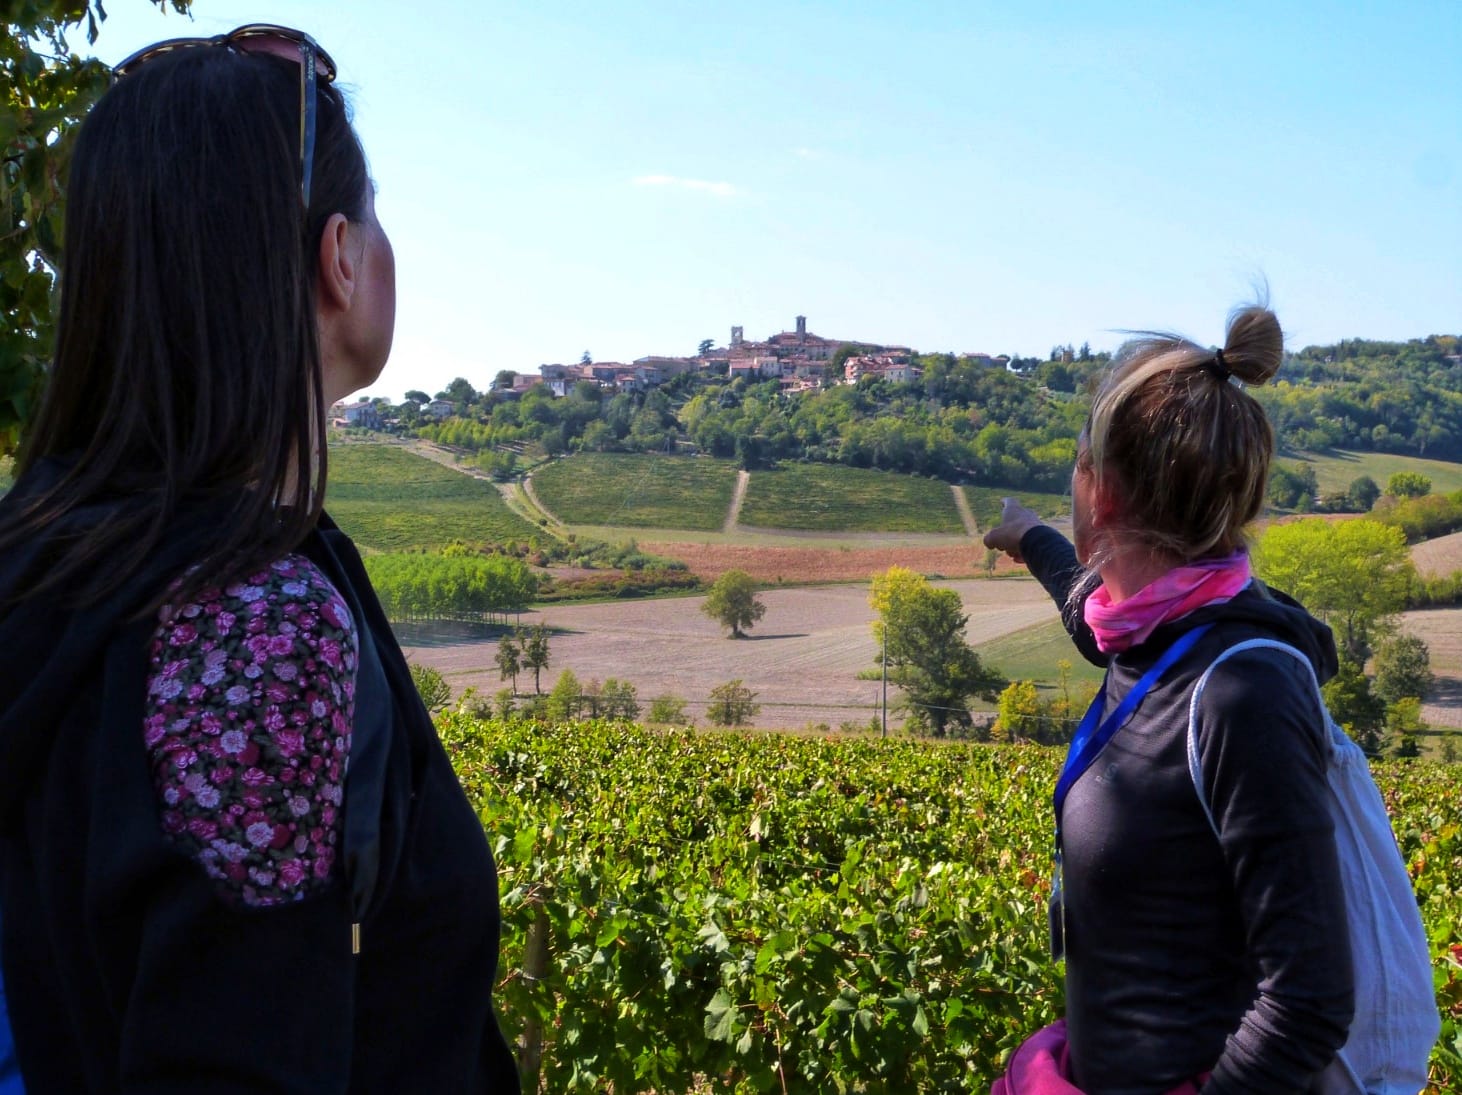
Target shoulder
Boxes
[1196,637,1324,724]
[1190,639,1331,798]
[143,554,358,907]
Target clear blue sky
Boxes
[89,0,1460,401]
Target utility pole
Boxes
[881,625,888,739]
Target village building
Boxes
[471,314,996,405]
[334,398,383,428]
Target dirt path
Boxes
[952,485,978,536]
[722,470,751,533]
[521,474,562,527]
[404,439,493,480]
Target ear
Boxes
[1092,474,1125,527]
[316,212,357,316]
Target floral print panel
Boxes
[143,555,358,908]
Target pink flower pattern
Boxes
[143,555,357,908]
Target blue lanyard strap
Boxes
[1054,623,1214,842]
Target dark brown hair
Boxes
[0,44,368,609]
[1084,303,1284,562]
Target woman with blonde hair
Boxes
[985,305,1357,1093]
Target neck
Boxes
[1097,545,1180,604]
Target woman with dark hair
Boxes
[983,306,1360,1093]
[0,27,520,1092]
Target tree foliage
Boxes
[995,662,1093,745]
[706,679,759,726]
[1252,518,1414,662]
[2,1,191,454]
[869,566,1005,736]
[1386,697,1424,759]
[592,678,641,721]
[1372,634,1434,705]
[1372,489,1462,543]
[1267,461,1319,510]
[408,662,451,713]
[1347,475,1381,512]
[648,694,692,726]
[1322,658,1387,756]
[546,669,583,721]
[495,633,522,694]
[1386,471,1432,499]
[701,568,766,638]
[362,552,538,622]
[521,623,551,694]
[400,333,1462,503]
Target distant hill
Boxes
[401,334,1460,498]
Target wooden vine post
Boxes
[516,893,551,1091]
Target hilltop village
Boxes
[336,316,1016,425]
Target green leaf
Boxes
[704,990,736,1042]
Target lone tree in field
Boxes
[521,623,552,693]
[495,633,522,694]
[701,569,766,638]
[707,680,760,727]
[870,566,1006,737]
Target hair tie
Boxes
[1205,349,1231,383]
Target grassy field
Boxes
[978,617,1104,686]
[962,485,1071,530]
[532,453,739,531]
[326,441,539,551]
[1284,448,1462,495]
[739,464,964,533]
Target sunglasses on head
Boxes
[113,24,338,209]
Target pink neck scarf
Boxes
[1084,550,1251,654]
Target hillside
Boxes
[1284,449,1462,496]
[326,442,539,551]
[530,453,739,531]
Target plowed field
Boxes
[402,579,1058,730]
[1410,530,1462,578]
[642,517,1073,584]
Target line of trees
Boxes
[391,358,1093,490]
[363,552,538,623]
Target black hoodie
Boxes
[0,465,520,1093]
[1021,525,1354,1095]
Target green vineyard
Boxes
[442,717,1462,1092]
